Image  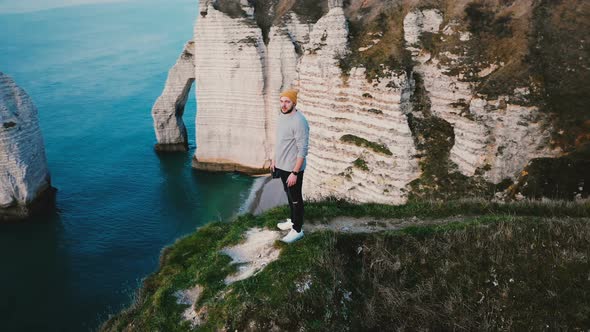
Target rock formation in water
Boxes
[0,72,56,220]
[153,0,589,203]
[152,41,195,152]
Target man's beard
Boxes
[281,104,294,114]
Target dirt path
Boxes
[304,215,470,233]
[219,216,470,285]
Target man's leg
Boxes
[289,171,304,232]
[279,169,294,222]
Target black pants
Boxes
[277,168,304,232]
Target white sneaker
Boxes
[281,229,304,243]
[277,218,293,231]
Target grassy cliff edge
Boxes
[102,199,590,331]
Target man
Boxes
[270,89,310,243]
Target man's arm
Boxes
[287,118,310,186]
[292,157,304,173]
[287,157,305,187]
[295,118,310,162]
[270,139,276,172]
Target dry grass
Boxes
[531,0,590,152]
[275,0,327,23]
[324,216,590,330]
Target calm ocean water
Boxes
[0,1,256,331]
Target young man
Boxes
[270,89,310,243]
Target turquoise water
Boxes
[0,1,256,331]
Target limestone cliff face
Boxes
[297,5,420,204]
[189,0,324,174]
[153,0,589,202]
[402,7,557,195]
[192,1,268,172]
[0,72,55,220]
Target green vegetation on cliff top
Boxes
[340,134,392,156]
[102,199,590,331]
[339,0,589,153]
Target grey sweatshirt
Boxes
[274,109,310,172]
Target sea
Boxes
[0,0,258,330]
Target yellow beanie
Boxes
[280,89,298,104]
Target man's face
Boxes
[280,97,294,112]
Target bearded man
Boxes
[270,89,310,243]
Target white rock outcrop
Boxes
[152,41,195,152]
[0,72,55,220]
[221,227,281,284]
[403,9,557,183]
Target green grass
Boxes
[343,216,590,330]
[352,158,369,171]
[302,198,590,221]
[507,153,590,200]
[366,108,384,115]
[340,134,392,156]
[101,199,590,331]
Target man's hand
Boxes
[287,173,297,187]
[270,159,275,172]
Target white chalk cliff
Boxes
[403,9,556,184]
[297,4,420,204]
[192,0,269,172]
[0,72,54,219]
[153,0,570,203]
